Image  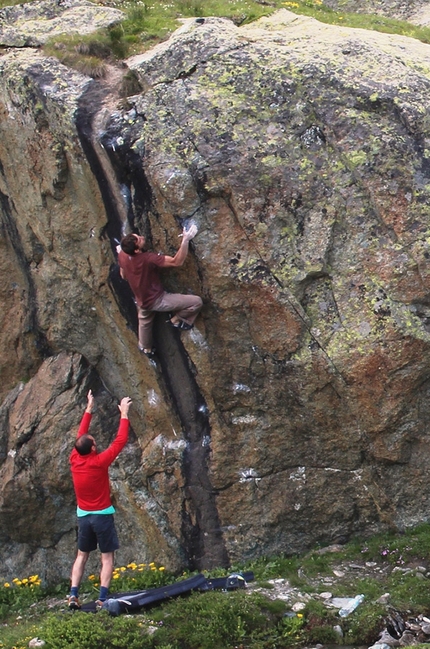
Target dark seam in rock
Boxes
[0,189,51,357]
[153,316,229,570]
[74,78,139,333]
[74,78,229,571]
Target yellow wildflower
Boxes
[119,566,126,572]
[159,567,165,571]
[21,578,28,584]
[4,583,10,588]
[127,562,137,570]
[138,563,146,568]
[297,613,304,618]
[113,574,120,579]
[88,574,96,581]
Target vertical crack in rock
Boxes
[75,78,138,333]
[0,189,50,356]
[75,79,228,570]
[153,317,229,570]
[75,78,125,246]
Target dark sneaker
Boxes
[138,345,156,359]
[167,319,193,331]
[177,320,193,330]
[67,595,81,610]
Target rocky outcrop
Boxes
[0,0,124,47]
[0,352,141,582]
[3,7,430,581]
[323,0,430,26]
[0,351,187,582]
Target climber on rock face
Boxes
[68,390,132,611]
[118,225,202,359]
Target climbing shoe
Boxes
[167,319,193,331]
[138,345,156,359]
[67,595,81,610]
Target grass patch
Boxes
[0,619,42,649]
[281,0,430,43]
[302,598,340,644]
[43,32,126,78]
[39,612,155,649]
[387,570,430,610]
[333,575,383,599]
[343,522,430,565]
[0,0,27,6]
[152,589,288,649]
[343,602,388,645]
[235,553,302,581]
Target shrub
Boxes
[342,603,386,645]
[238,553,301,581]
[40,611,155,649]
[152,590,286,649]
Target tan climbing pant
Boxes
[138,291,203,350]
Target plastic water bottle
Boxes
[338,594,365,617]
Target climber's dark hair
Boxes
[121,233,139,255]
[75,435,94,456]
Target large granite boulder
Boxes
[2,7,430,580]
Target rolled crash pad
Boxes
[80,571,255,615]
[80,573,207,614]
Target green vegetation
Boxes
[3,524,430,648]
[41,0,274,76]
[3,0,430,77]
[47,0,430,55]
[341,520,430,564]
[281,0,430,42]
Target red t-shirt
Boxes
[118,250,166,309]
[69,412,129,512]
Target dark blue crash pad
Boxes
[80,571,254,616]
